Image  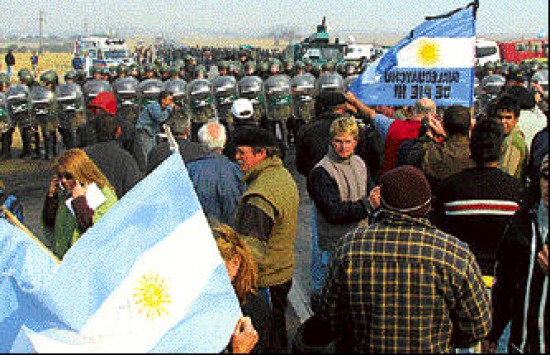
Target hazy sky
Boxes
[0,0,547,38]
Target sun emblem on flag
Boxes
[133,271,172,320]
[416,39,441,67]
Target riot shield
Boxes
[187,79,215,124]
[481,74,506,97]
[264,74,292,121]
[138,78,163,112]
[315,72,346,95]
[56,83,85,130]
[163,78,190,122]
[263,74,292,157]
[56,83,85,149]
[238,75,265,123]
[0,92,11,133]
[113,76,140,124]
[82,79,113,103]
[187,79,215,141]
[6,84,31,127]
[212,75,238,125]
[29,85,58,130]
[531,69,548,99]
[291,74,315,124]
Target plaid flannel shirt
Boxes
[318,210,492,353]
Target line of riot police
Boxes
[1,54,362,161]
[474,60,548,118]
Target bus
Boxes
[497,39,548,64]
[475,38,500,66]
[73,36,134,77]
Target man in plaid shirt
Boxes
[316,165,492,353]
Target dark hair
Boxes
[94,113,118,142]
[443,105,471,136]
[470,118,505,166]
[158,91,173,105]
[494,95,521,118]
[251,145,282,158]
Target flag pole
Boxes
[1,206,60,263]
[163,123,179,153]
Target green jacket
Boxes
[237,156,299,287]
[500,125,527,180]
[44,185,117,259]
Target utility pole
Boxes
[84,18,89,37]
[38,10,45,54]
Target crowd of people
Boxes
[0,45,549,353]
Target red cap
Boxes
[88,91,117,117]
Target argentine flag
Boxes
[351,1,477,107]
[1,153,242,353]
[0,217,60,353]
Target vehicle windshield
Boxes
[306,47,342,60]
[476,46,498,58]
[80,40,96,49]
[104,50,128,60]
[321,47,342,60]
[307,48,321,59]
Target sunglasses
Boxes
[57,172,74,180]
[496,114,515,120]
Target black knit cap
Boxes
[234,127,277,148]
[380,165,432,217]
[316,91,346,108]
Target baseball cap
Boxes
[231,98,254,120]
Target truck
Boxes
[73,36,134,77]
[344,43,374,62]
[283,17,347,66]
[475,38,500,66]
[343,35,374,62]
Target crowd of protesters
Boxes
[0,42,548,353]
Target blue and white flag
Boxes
[351,2,478,107]
[0,218,60,353]
[2,153,242,353]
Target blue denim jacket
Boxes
[135,102,173,136]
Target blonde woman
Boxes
[42,148,117,259]
[213,223,274,353]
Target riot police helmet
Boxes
[144,63,155,73]
[116,63,129,76]
[218,60,230,70]
[64,70,77,83]
[258,61,269,73]
[295,60,306,70]
[244,60,256,72]
[40,70,58,87]
[18,68,31,80]
[483,61,495,72]
[0,73,9,86]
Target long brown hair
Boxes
[55,148,114,192]
[212,223,258,305]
